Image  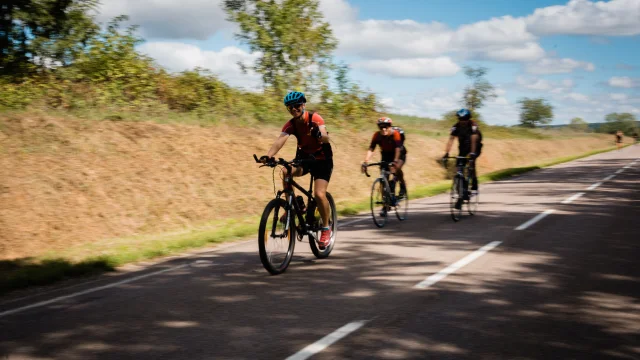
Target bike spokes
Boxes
[258,199,295,275]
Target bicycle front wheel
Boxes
[308,192,337,259]
[450,177,463,222]
[258,198,296,275]
[371,178,389,228]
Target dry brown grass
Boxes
[0,112,612,260]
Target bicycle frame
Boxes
[254,155,320,241]
[279,173,319,240]
[454,157,475,185]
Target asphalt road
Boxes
[1,145,639,360]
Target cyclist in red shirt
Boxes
[361,117,407,199]
[259,91,333,249]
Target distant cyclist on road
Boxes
[362,117,408,199]
[616,130,623,150]
[258,91,334,249]
[443,109,482,204]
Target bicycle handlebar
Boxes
[362,161,394,177]
[441,156,475,169]
[253,154,316,169]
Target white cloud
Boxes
[526,57,595,74]
[354,57,461,78]
[380,97,395,109]
[451,16,536,48]
[610,93,629,101]
[481,42,545,62]
[138,43,262,90]
[96,0,229,40]
[608,76,640,88]
[516,76,575,92]
[565,92,590,103]
[526,0,640,36]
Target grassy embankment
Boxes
[0,111,619,294]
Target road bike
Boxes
[443,156,479,221]
[253,155,337,275]
[363,161,408,228]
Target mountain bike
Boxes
[253,155,337,275]
[443,156,479,222]
[363,161,408,228]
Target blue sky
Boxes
[97,0,640,125]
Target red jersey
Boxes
[281,111,327,159]
[369,129,403,154]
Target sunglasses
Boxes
[286,103,304,112]
[378,124,391,129]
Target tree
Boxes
[569,117,589,132]
[518,98,553,128]
[462,66,496,111]
[0,0,99,78]
[224,0,337,95]
[601,113,638,135]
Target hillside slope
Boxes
[0,113,613,259]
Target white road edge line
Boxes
[603,174,616,181]
[414,241,503,290]
[515,209,555,231]
[562,192,585,204]
[286,320,368,360]
[616,169,624,174]
[0,264,188,319]
[587,182,603,190]
[623,165,631,169]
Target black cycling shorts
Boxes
[300,158,333,182]
[381,148,407,163]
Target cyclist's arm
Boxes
[318,125,329,143]
[364,134,378,163]
[445,135,456,154]
[266,132,290,158]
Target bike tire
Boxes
[371,178,389,228]
[450,177,463,222]
[308,192,337,258]
[258,198,296,275]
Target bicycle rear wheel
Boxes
[450,177,463,222]
[308,192,337,258]
[371,178,389,228]
[258,198,296,275]
[394,181,408,221]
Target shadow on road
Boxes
[0,157,638,359]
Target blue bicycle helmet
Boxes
[456,108,471,121]
[283,91,307,106]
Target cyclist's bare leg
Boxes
[280,166,304,189]
[391,160,406,191]
[314,179,330,227]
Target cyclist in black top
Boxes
[443,109,482,199]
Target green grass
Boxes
[0,144,630,295]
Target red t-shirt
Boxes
[369,129,402,154]
[281,112,327,159]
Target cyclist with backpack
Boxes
[361,117,407,199]
[258,91,334,249]
[443,109,482,204]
